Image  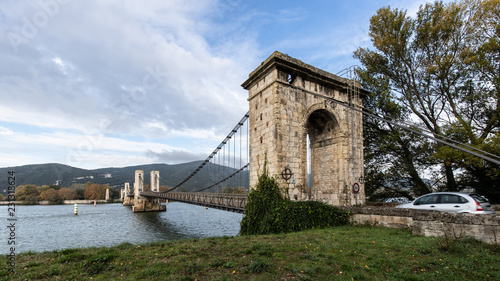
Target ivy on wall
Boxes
[240,159,350,235]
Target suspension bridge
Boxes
[117,51,366,212]
[120,51,500,213]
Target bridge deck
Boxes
[140,191,247,213]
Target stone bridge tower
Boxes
[133,170,144,208]
[242,51,365,206]
[131,170,166,212]
[151,171,160,192]
[122,182,132,206]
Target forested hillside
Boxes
[0,162,249,195]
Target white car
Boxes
[395,192,495,214]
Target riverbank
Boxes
[3,225,498,280]
[0,199,122,205]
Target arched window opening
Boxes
[307,133,311,188]
[305,109,338,200]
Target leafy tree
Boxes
[454,0,500,201]
[70,184,86,199]
[84,182,107,200]
[40,185,61,193]
[108,188,120,200]
[40,188,62,203]
[58,187,78,200]
[360,70,433,201]
[75,188,85,199]
[15,184,41,203]
[40,185,51,193]
[355,0,500,201]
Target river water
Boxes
[0,202,243,254]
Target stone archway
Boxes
[304,108,339,200]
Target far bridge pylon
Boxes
[122,170,166,212]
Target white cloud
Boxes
[0,126,216,168]
[0,0,254,137]
[2,0,447,169]
[0,126,13,136]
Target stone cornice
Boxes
[242,51,367,96]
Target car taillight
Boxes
[475,200,484,211]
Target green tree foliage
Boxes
[15,184,41,204]
[40,185,51,193]
[108,188,121,200]
[76,188,85,199]
[360,70,433,201]
[40,188,62,204]
[240,159,349,235]
[355,0,500,202]
[40,185,61,193]
[70,183,86,199]
[83,182,107,200]
[58,187,78,200]
[240,163,284,235]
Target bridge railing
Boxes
[140,191,247,213]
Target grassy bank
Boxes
[3,225,499,280]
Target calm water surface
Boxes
[0,202,242,254]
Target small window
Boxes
[414,195,438,205]
[440,194,465,204]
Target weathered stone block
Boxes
[344,206,500,244]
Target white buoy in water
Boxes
[74,203,78,215]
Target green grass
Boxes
[2,225,499,280]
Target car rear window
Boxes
[470,194,488,203]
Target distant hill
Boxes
[0,162,249,195]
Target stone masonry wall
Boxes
[243,51,365,206]
[343,206,500,244]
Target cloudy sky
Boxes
[0,0,446,169]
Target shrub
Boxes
[273,200,350,233]
[240,157,350,235]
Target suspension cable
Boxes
[291,83,500,165]
[168,112,250,192]
[336,66,500,162]
[195,163,249,192]
[363,103,500,162]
